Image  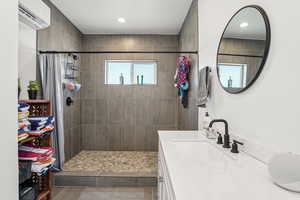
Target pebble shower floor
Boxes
[61,151,158,176]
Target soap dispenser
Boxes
[203,112,216,139]
[202,112,211,130]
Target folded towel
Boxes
[28,124,54,136]
[18,145,53,161]
[19,144,53,154]
[18,133,29,142]
[18,150,53,161]
[18,103,30,112]
[31,158,56,174]
[18,121,31,129]
[29,116,55,130]
[18,112,29,120]
[197,66,210,107]
[29,116,54,125]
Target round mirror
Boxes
[216,5,271,94]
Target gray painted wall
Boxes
[178,0,199,130]
[198,0,300,157]
[80,35,179,151]
[37,0,83,161]
[1,0,18,198]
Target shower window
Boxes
[105,60,157,85]
[218,63,247,88]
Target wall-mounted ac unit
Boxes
[18,0,51,30]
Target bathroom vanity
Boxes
[158,131,300,200]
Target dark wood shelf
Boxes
[19,100,51,104]
[36,190,51,200]
[18,131,53,146]
[18,136,36,145]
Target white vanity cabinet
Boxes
[158,143,175,200]
[157,131,300,200]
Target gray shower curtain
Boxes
[39,54,65,169]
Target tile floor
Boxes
[52,186,158,200]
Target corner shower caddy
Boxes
[64,54,79,80]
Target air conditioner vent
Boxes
[18,0,50,30]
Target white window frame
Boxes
[105,60,157,85]
[218,63,247,88]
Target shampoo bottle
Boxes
[120,73,124,85]
[228,76,233,88]
[141,75,144,85]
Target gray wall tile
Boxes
[81,124,97,150]
[81,100,96,124]
[37,0,83,161]
[178,0,199,130]
[55,176,97,187]
[80,35,180,151]
[95,99,108,125]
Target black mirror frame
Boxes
[216,5,271,94]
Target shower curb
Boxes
[54,174,157,187]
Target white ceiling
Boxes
[223,7,266,40]
[50,0,194,35]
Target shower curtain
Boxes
[39,54,65,170]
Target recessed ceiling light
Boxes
[118,17,126,23]
[240,22,249,28]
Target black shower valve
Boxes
[66,97,74,106]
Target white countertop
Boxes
[158,131,300,200]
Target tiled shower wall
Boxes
[80,35,179,151]
[178,0,199,130]
[37,1,198,156]
[37,0,82,161]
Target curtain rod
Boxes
[38,51,198,54]
[218,53,263,58]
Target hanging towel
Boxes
[175,56,190,88]
[174,56,190,108]
[197,66,210,107]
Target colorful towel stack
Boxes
[18,102,56,176]
[19,144,55,175]
[18,103,31,142]
[18,103,55,141]
[28,116,55,136]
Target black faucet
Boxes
[208,119,231,148]
[231,140,244,153]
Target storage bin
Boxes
[19,161,32,184]
[19,186,35,200]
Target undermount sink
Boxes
[167,139,235,169]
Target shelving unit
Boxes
[18,100,53,200]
